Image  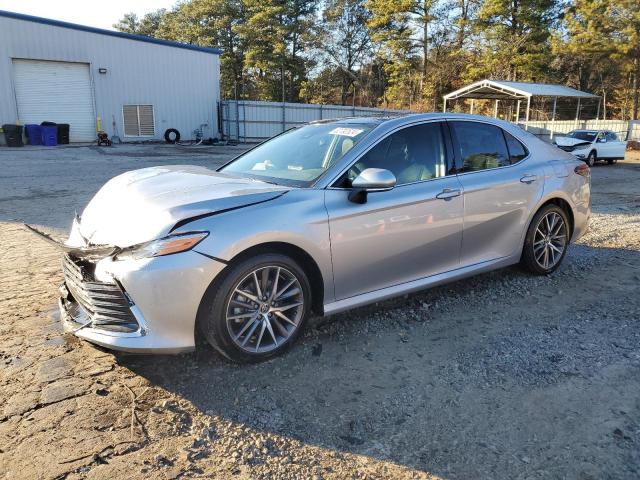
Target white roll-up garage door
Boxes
[13,59,96,142]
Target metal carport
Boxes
[443,80,600,137]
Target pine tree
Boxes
[469,0,561,81]
[154,0,247,100]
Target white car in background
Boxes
[554,130,627,166]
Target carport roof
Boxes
[0,10,222,55]
[444,79,599,100]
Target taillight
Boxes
[574,163,590,177]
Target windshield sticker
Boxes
[329,127,364,137]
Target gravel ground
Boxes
[0,147,639,479]
[0,143,249,228]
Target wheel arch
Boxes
[518,194,576,262]
[198,242,325,317]
[537,197,575,238]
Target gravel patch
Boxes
[0,150,638,479]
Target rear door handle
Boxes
[520,174,537,184]
[436,188,461,200]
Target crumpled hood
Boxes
[75,165,289,247]
[554,136,593,148]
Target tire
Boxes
[164,128,180,144]
[521,204,570,275]
[607,158,617,165]
[197,253,312,363]
[586,150,596,167]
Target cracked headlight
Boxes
[116,232,209,261]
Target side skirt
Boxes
[322,255,518,316]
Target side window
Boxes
[504,131,529,164]
[606,132,618,142]
[345,123,448,186]
[450,121,510,172]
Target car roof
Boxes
[315,112,524,126]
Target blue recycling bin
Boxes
[25,124,43,145]
[41,125,58,146]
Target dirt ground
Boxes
[1,148,639,480]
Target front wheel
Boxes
[521,205,570,275]
[198,253,311,363]
[586,151,596,167]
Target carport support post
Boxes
[516,100,521,123]
[575,98,581,129]
[493,99,499,118]
[443,98,447,113]
[550,97,558,141]
[525,96,531,130]
[595,97,601,122]
[470,99,475,114]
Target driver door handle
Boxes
[520,174,537,184]
[436,188,461,200]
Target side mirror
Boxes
[348,168,396,203]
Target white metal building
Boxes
[0,10,221,143]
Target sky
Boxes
[0,0,176,30]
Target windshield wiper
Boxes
[250,177,281,186]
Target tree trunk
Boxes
[633,56,639,120]
[281,64,286,103]
[456,0,468,49]
[422,11,428,80]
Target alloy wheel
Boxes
[226,266,304,353]
[533,211,567,270]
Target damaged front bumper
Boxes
[24,223,120,260]
[28,224,227,354]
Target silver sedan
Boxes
[32,114,591,362]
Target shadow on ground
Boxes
[119,242,640,479]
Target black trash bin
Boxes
[57,123,70,144]
[2,124,24,147]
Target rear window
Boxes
[504,131,529,163]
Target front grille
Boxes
[62,254,139,333]
[558,145,575,152]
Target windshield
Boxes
[568,131,597,142]
[220,123,375,186]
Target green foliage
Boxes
[152,0,246,99]
[468,0,559,81]
[315,0,372,104]
[113,9,167,37]
[235,0,317,101]
[115,0,640,118]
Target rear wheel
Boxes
[586,150,597,167]
[521,205,570,275]
[198,253,311,363]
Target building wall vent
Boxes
[123,105,155,136]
